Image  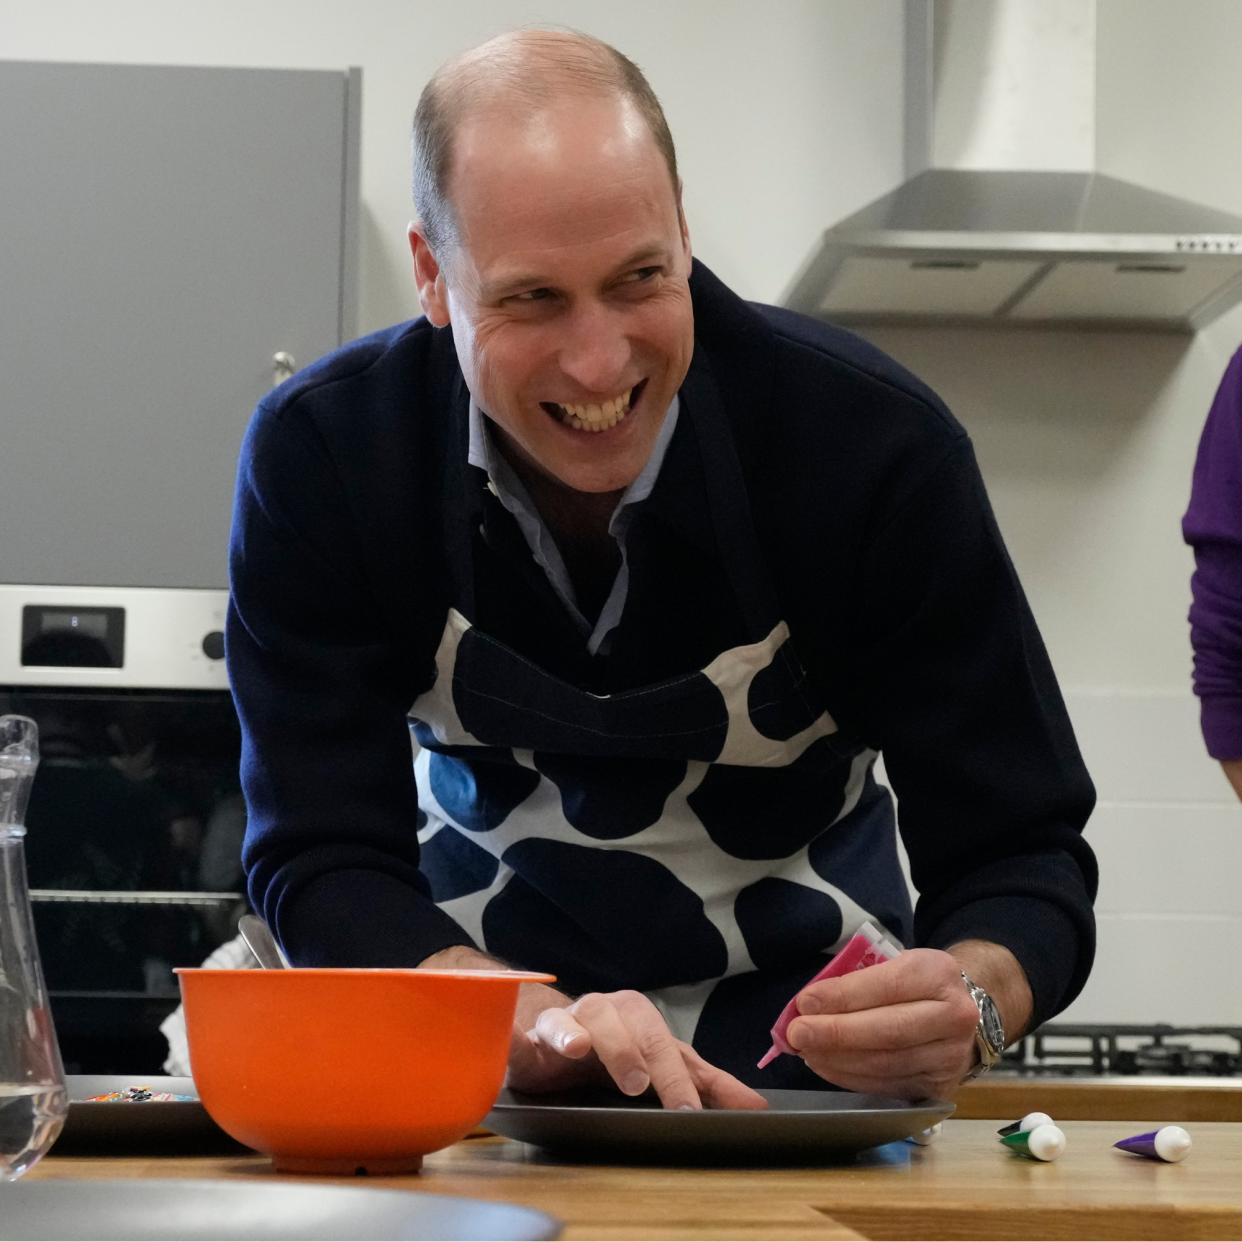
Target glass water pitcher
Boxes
[0,715,67,1179]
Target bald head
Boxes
[413,29,680,257]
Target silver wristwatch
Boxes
[960,971,1005,1082]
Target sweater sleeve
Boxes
[1183,346,1242,760]
[851,436,1097,1029]
[228,402,477,967]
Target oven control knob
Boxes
[202,630,226,661]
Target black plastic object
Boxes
[49,1076,250,1156]
[485,1086,954,1165]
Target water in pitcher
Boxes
[0,1083,66,1179]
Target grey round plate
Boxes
[0,1180,560,1241]
[485,1087,954,1164]
[50,1076,250,1156]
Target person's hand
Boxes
[419,945,766,1110]
[785,948,982,1101]
[507,987,768,1111]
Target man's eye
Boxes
[629,267,661,283]
[514,287,553,303]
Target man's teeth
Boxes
[557,388,633,432]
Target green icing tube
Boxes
[1001,1123,1066,1162]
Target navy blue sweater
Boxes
[229,261,1097,1032]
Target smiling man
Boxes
[230,30,1097,1109]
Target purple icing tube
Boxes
[1114,1127,1191,1163]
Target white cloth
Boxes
[467,395,679,655]
[159,932,259,1077]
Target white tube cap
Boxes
[1027,1124,1067,1162]
[1154,1126,1192,1163]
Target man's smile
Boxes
[542,379,647,433]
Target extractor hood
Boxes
[785,1,1242,332]
[784,167,1242,331]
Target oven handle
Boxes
[29,889,243,906]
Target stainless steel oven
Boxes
[0,585,243,1073]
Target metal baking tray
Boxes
[0,1180,559,1241]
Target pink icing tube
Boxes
[757,921,902,1068]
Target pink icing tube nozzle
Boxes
[756,1044,782,1070]
[757,921,902,1069]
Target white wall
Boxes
[869,0,1242,1025]
[0,0,904,332]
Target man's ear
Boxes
[409,222,451,327]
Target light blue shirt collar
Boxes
[467,394,680,655]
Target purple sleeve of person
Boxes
[1183,346,1242,760]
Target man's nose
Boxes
[557,301,631,394]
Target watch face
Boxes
[979,995,1006,1054]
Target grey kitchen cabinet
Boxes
[0,61,361,588]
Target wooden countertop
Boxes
[30,1118,1242,1241]
[955,1075,1242,1122]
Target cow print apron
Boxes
[409,381,913,1086]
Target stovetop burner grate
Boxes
[997,1024,1242,1076]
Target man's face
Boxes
[411,95,693,494]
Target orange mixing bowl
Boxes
[177,967,553,1175]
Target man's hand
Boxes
[509,989,767,1110]
[421,946,766,1111]
[785,941,1032,1101]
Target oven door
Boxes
[7,685,246,1073]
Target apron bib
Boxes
[408,376,912,1076]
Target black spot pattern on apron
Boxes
[746,638,825,742]
[532,753,689,840]
[686,734,856,860]
[487,837,729,994]
[734,877,845,972]
[419,823,500,902]
[426,746,541,834]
